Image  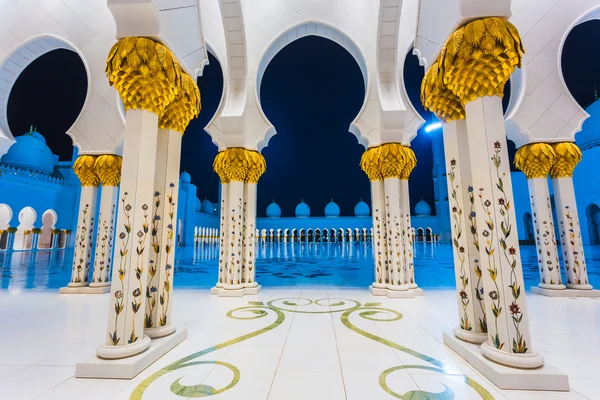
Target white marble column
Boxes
[90,156,121,290]
[464,96,542,368]
[383,177,409,291]
[370,180,388,290]
[215,183,229,290]
[99,109,159,359]
[51,230,60,249]
[66,168,99,289]
[400,147,417,290]
[443,120,487,344]
[550,143,592,290]
[224,180,245,292]
[242,182,259,290]
[144,129,181,338]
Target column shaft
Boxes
[103,109,158,355]
[243,183,258,287]
[552,177,592,289]
[443,120,487,343]
[68,186,99,287]
[465,96,541,367]
[225,180,244,289]
[91,185,118,287]
[370,180,387,288]
[216,183,229,288]
[145,128,181,338]
[527,178,563,289]
[383,177,408,290]
[400,179,415,288]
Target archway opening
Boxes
[39,210,57,249]
[258,36,367,218]
[14,207,36,250]
[586,203,600,245]
[7,49,87,161]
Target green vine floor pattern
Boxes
[130,298,495,399]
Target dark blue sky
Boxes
[8,24,599,215]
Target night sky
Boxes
[7,23,597,215]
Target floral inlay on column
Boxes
[159,183,176,327]
[110,192,131,346]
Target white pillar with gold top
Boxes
[98,37,181,360]
[515,144,564,292]
[86,155,122,294]
[422,18,542,368]
[59,155,99,294]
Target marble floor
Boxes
[0,287,598,400]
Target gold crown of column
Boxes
[94,155,122,186]
[514,143,555,179]
[421,18,524,120]
[159,73,201,134]
[214,148,264,184]
[379,143,406,179]
[360,147,383,182]
[106,37,182,116]
[73,155,100,187]
[550,142,582,178]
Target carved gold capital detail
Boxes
[379,143,406,180]
[94,155,123,187]
[550,142,582,179]
[213,148,267,184]
[400,146,417,180]
[159,73,201,134]
[106,37,182,116]
[360,147,382,182]
[73,155,99,187]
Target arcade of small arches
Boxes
[0,204,69,251]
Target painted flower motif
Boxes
[125,205,132,211]
[489,291,499,300]
[115,290,123,299]
[119,232,126,239]
[494,141,501,149]
[133,288,141,297]
[468,186,473,193]
[137,230,144,238]
[509,247,517,255]
[484,200,491,207]
[450,159,456,166]
[150,286,158,293]
[459,290,468,299]
[470,211,476,218]
[154,215,161,221]
[509,303,520,315]
[167,224,173,230]
[142,204,148,211]
[154,191,160,196]
[459,246,465,253]
[452,206,458,213]
[165,264,173,271]
[169,183,175,188]
[498,198,505,206]
[482,230,490,237]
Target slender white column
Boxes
[465,96,542,368]
[100,109,159,359]
[370,180,388,288]
[216,184,229,289]
[90,185,118,287]
[144,128,181,339]
[243,182,258,287]
[528,179,563,289]
[383,178,409,290]
[224,180,244,290]
[400,146,417,289]
[552,176,592,289]
[443,120,487,344]
[51,231,59,249]
[68,185,99,287]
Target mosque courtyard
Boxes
[0,243,598,400]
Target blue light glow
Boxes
[424,122,442,133]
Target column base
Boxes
[210,286,262,297]
[59,285,109,294]
[453,326,487,344]
[97,335,152,360]
[566,283,594,290]
[369,285,416,298]
[531,286,600,297]
[480,341,544,369]
[145,324,177,339]
[443,332,568,391]
[538,283,566,290]
[409,287,424,296]
[89,281,111,288]
[78,329,187,379]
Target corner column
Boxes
[400,146,420,294]
[515,144,564,291]
[60,155,99,293]
[89,155,122,293]
[551,143,593,291]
